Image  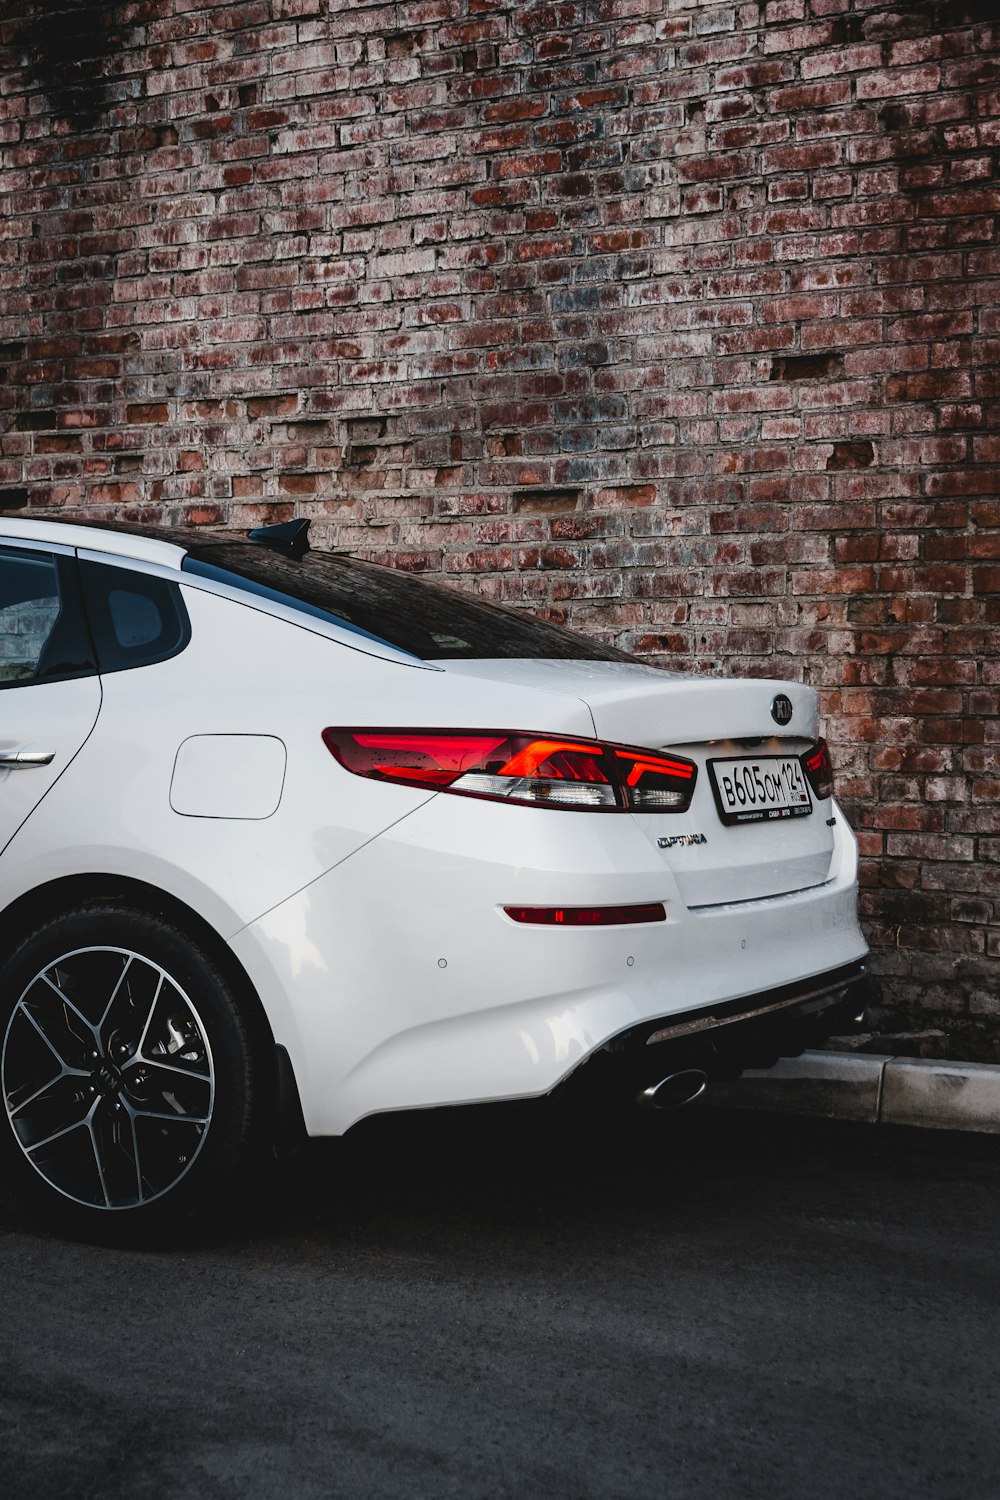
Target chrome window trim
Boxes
[0,535,77,559]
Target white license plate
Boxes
[708,755,813,825]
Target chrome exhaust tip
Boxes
[638,1068,709,1110]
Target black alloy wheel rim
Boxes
[2,946,215,1210]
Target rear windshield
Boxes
[182,542,628,662]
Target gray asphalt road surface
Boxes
[1,1104,998,1500]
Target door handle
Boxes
[0,750,56,768]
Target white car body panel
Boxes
[0,517,869,1141]
[437,657,819,744]
[7,520,187,567]
[0,675,102,855]
[231,792,863,1135]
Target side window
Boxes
[79,560,190,674]
[0,547,95,689]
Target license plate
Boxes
[708,755,813,825]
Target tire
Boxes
[0,904,261,1244]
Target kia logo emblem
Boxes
[771,694,793,726]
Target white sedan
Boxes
[0,516,870,1238]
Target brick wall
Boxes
[1,0,998,1039]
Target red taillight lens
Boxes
[614,748,697,811]
[322,729,697,813]
[503,903,667,925]
[801,738,834,800]
[322,730,509,790]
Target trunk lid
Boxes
[437,659,835,905]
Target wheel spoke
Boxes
[7,1065,88,1119]
[133,1055,211,1084]
[97,953,134,1031]
[25,1109,94,1156]
[87,1120,112,1209]
[126,1104,210,1127]
[134,973,166,1058]
[7,1056,98,1175]
[40,970,99,1041]
[127,1109,146,1204]
[15,1000,84,1072]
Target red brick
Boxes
[232,476,263,498]
[974,567,1000,594]
[247,395,299,419]
[126,403,170,425]
[856,64,941,99]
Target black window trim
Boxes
[76,555,192,676]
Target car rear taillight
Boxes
[801,738,834,800]
[322,729,697,813]
[613,747,696,811]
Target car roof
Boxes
[0,515,241,568]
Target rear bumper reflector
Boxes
[503,902,667,926]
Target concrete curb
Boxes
[704,1051,1000,1134]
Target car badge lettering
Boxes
[658,833,708,849]
[771,694,794,726]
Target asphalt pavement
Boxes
[1,1103,998,1500]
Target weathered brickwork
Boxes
[1,0,998,1036]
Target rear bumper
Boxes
[554,960,874,1108]
[233,793,869,1136]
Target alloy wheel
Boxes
[2,946,215,1211]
